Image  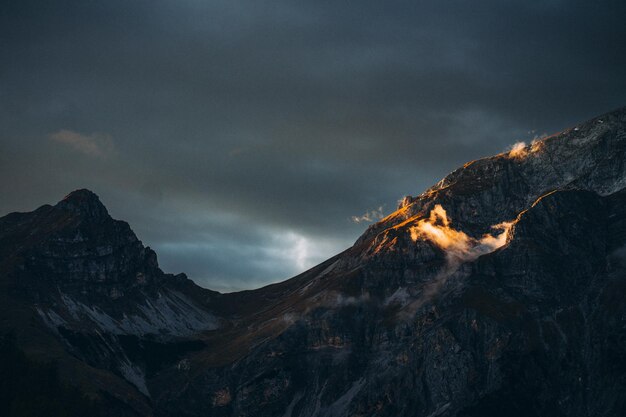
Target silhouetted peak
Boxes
[57,189,110,220]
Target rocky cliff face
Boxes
[1,107,626,417]
[0,190,220,413]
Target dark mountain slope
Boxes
[1,107,625,416]
[148,107,626,416]
[0,190,222,415]
[152,188,626,417]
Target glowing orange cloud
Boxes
[410,204,513,263]
[507,141,528,159]
[398,205,515,316]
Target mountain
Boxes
[1,107,626,417]
[0,189,222,415]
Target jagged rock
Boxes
[1,107,626,416]
[0,188,221,413]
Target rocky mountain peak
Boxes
[358,106,626,245]
[57,188,110,221]
[2,108,626,417]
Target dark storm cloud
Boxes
[1,0,625,290]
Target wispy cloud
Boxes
[409,204,513,266]
[351,206,385,223]
[401,204,514,315]
[49,129,114,157]
[506,141,528,159]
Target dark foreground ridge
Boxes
[1,107,625,416]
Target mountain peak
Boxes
[62,188,99,200]
[355,106,626,250]
[3,108,626,417]
[57,188,109,220]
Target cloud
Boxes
[410,204,513,265]
[153,222,347,293]
[507,141,528,159]
[351,206,385,223]
[403,204,514,313]
[1,0,625,291]
[505,136,549,159]
[49,130,114,157]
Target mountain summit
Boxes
[1,107,626,417]
[57,188,110,219]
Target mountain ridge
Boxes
[1,107,626,416]
[360,106,626,245]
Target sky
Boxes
[1,0,625,292]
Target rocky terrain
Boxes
[1,107,625,416]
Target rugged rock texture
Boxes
[0,190,220,414]
[1,107,626,416]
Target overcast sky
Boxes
[1,0,625,291]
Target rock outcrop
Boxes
[0,189,220,412]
